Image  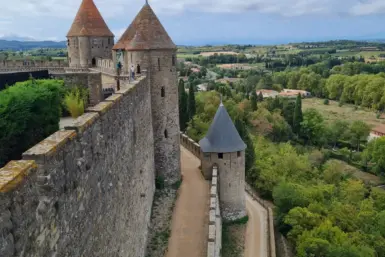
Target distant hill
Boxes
[0,40,66,50]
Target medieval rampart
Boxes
[180,133,222,257]
[0,76,156,257]
[51,72,103,106]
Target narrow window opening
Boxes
[164,129,168,138]
[137,64,141,74]
[67,39,70,46]
[108,38,111,44]
[161,87,165,97]
[172,55,176,66]
[158,58,160,71]
[237,151,241,157]
[218,153,223,159]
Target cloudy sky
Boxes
[0,0,384,44]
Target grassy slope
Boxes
[302,98,385,127]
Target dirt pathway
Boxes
[245,193,268,257]
[165,146,209,257]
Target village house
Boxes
[256,89,279,98]
[368,125,385,141]
[279,89,311,98]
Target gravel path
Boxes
[165,146,210,257]
[245,193,268,257]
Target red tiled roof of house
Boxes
[67,0,113,37]
[113,3,176,51]
[372,125,385,135]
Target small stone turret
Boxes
[67,0,114,68]
[112,2,180,185]
[199,102,247,221]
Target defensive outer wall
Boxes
[180,133,277,257]
[0,76,156,257]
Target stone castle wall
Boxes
[208,166,222,257]
[0,76,156,257]
[68,36,114,68]
[150,50,180,185]
[0,59,67,68]
[51,72,103,106]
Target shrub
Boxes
[0,79,64,166]
[323,99,329,105]
[64,88,86,118]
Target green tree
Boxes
[178,79,188,131]
[349,121,370,151]
[300,108,325,146]
[187,83,196,121]
[328,120,349,147]
[293,93,303,134]
[250,90,258,111]
[235,117,255,173]
[364,137,385,175]
[258,91,264,102]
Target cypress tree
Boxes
[251,90,258,111]
[187,83,196,121]
[258,91,264,102]
[178,79,188,131]
[235,117,255,173]
[293,93,303,134]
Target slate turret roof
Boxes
[199,103,246,153]
[112,3,176,51]
[67,0,114,37]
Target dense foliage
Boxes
[0,79,65,166]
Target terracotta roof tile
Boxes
[67,0,113,37]
[113,3,176,50]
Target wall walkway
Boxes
[166,146,209,257]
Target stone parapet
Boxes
[180,132,201,159]
[207,166,222,257]
[0,75,156,257]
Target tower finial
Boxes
[145,0,149,5]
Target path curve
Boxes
[245,193,268,257]
[165,146,209,257]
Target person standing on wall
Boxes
[131,64,135,80]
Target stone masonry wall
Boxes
[208,166,222,257]
[51,72,103,106]
[0,76,156,257]
[150,50,181,185]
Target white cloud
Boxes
[0,0,383,41]
[349,0,385,16]
[0,0,383,20]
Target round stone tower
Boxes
[67,0,114,68]
[112,2,181,185]
[199,102,247,221]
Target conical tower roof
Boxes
[113,3,176,50]
[199,103,246,153]
[67,0,114,37]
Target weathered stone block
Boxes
[86,101,113,115]
[0,160,36,193]
[208,225,216,242]
[64,112,99,134]
[207,242,215,257]
[210,186,217,197]
[210,197,216,210]
[209,210,216,225]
